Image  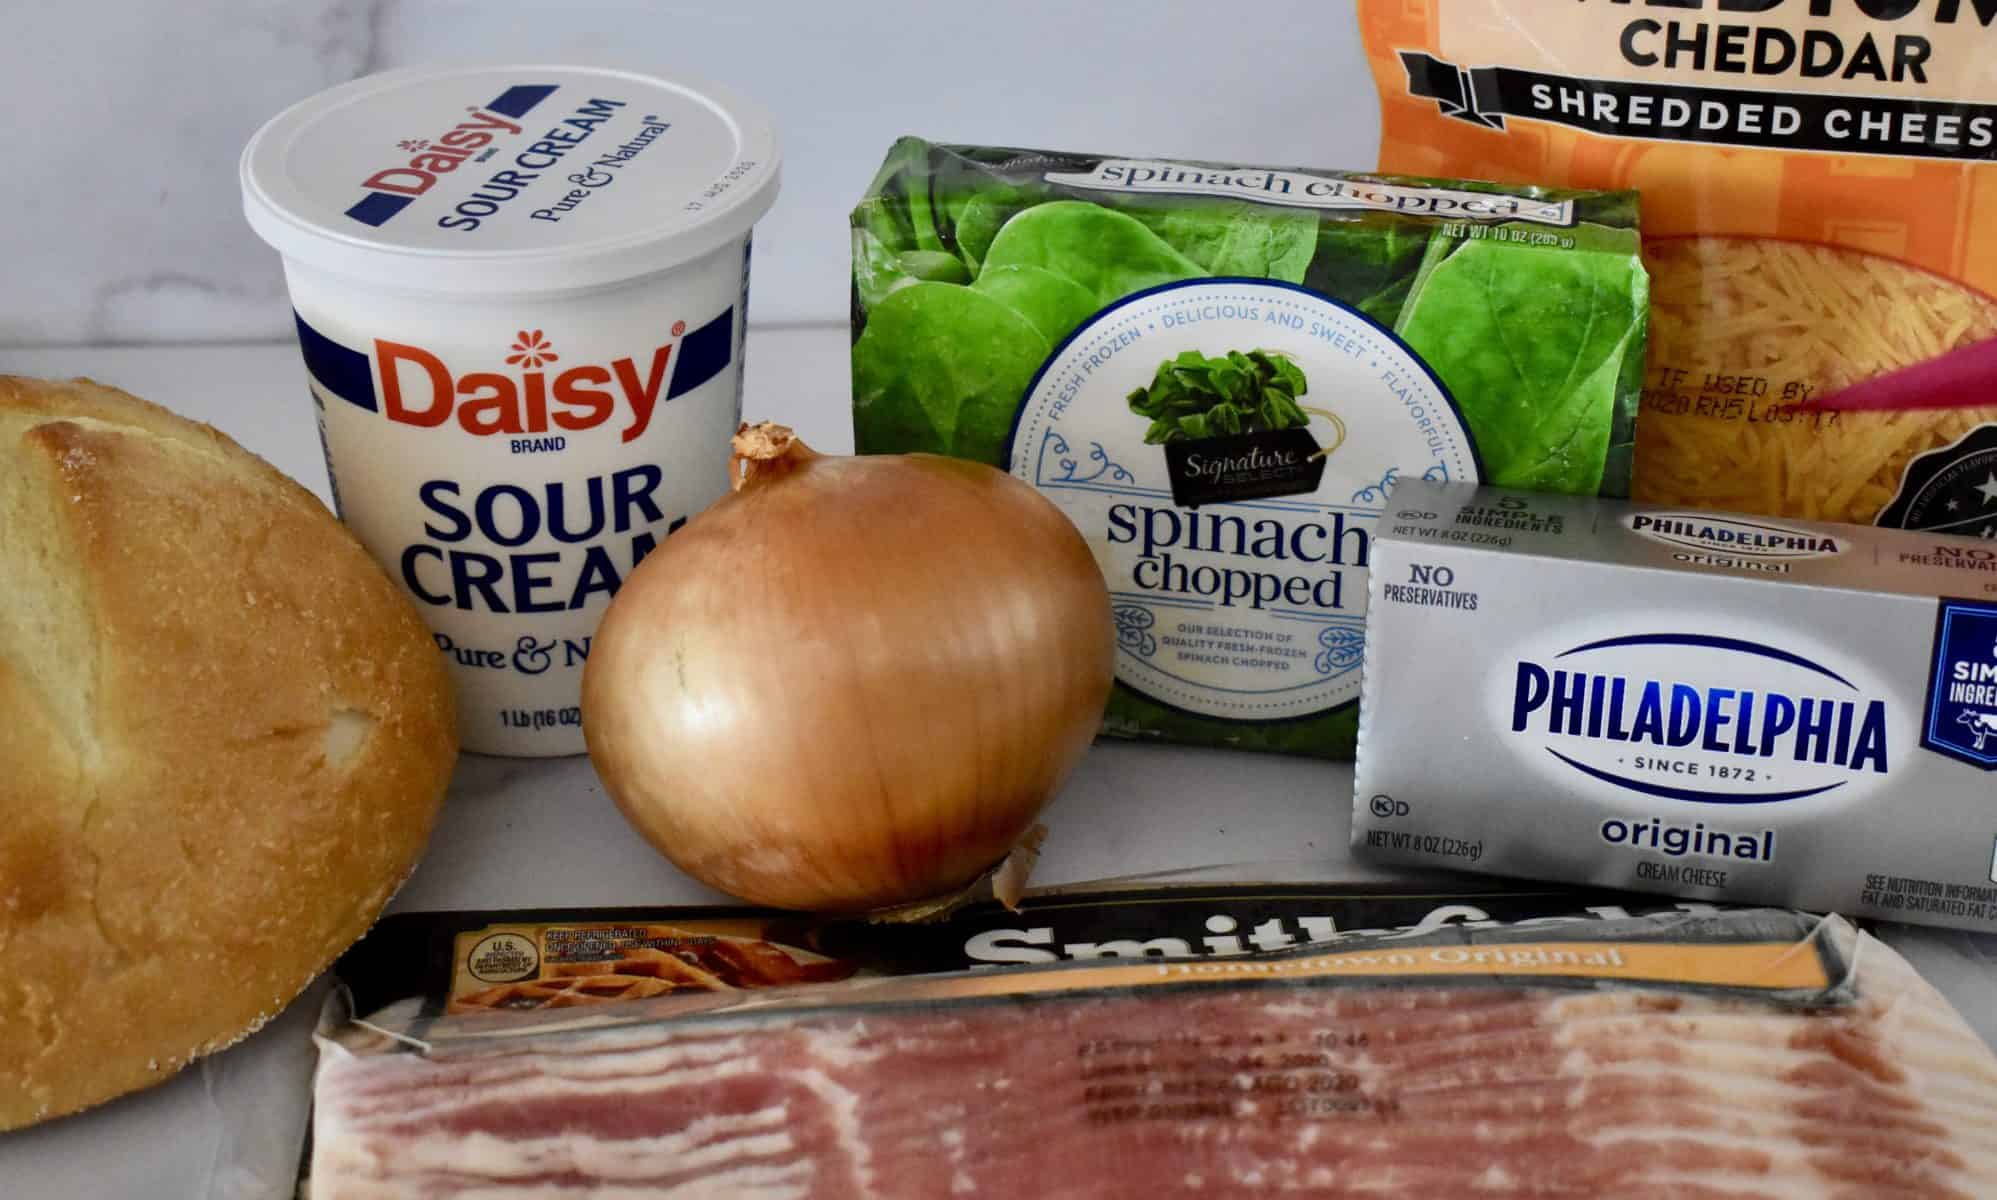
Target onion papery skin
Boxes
[582,432,1113,911]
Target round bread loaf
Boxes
[0,375,457,1130]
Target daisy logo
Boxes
[292,305,739,448]
[360,307,737,445]
[506,330,559,369]
[343,84,558,228]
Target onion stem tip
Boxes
[730,422,815,491]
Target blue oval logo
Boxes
[1499,630,1902,806]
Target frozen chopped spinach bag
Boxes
[850,139,1647,758]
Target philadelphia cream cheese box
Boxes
[1352,482,1997,932]
[241,65,779,756]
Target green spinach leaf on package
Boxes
[948,186,1031,273]
[1128,349,1311,444]
[1306,218,1436,326]
[1129,201,1317,283]
[852,282,1050,463]
[949,192,999,271]
[852,238,973,313]
[971,265,1099,345]
[981,202,1207,307]
[1396,235,1647,495]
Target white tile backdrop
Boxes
[0,0,1378,346]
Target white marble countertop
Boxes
[4,329,1995,1198]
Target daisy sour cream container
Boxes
[242,65,778,756]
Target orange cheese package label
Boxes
[1360,2,1997,533]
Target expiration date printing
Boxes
[1077,1029,1392,1125]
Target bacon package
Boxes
[310,904,1997,1197]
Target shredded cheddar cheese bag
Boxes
[1361,2,1997,535]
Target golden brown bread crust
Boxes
[0,375,458,1130]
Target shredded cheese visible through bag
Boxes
[1635,238,1997,524]
[1360,0,1997,528]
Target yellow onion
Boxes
[582,423,1114,911]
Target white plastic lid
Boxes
[242,64,779,294]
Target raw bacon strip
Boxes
[312,928,1997,1198]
